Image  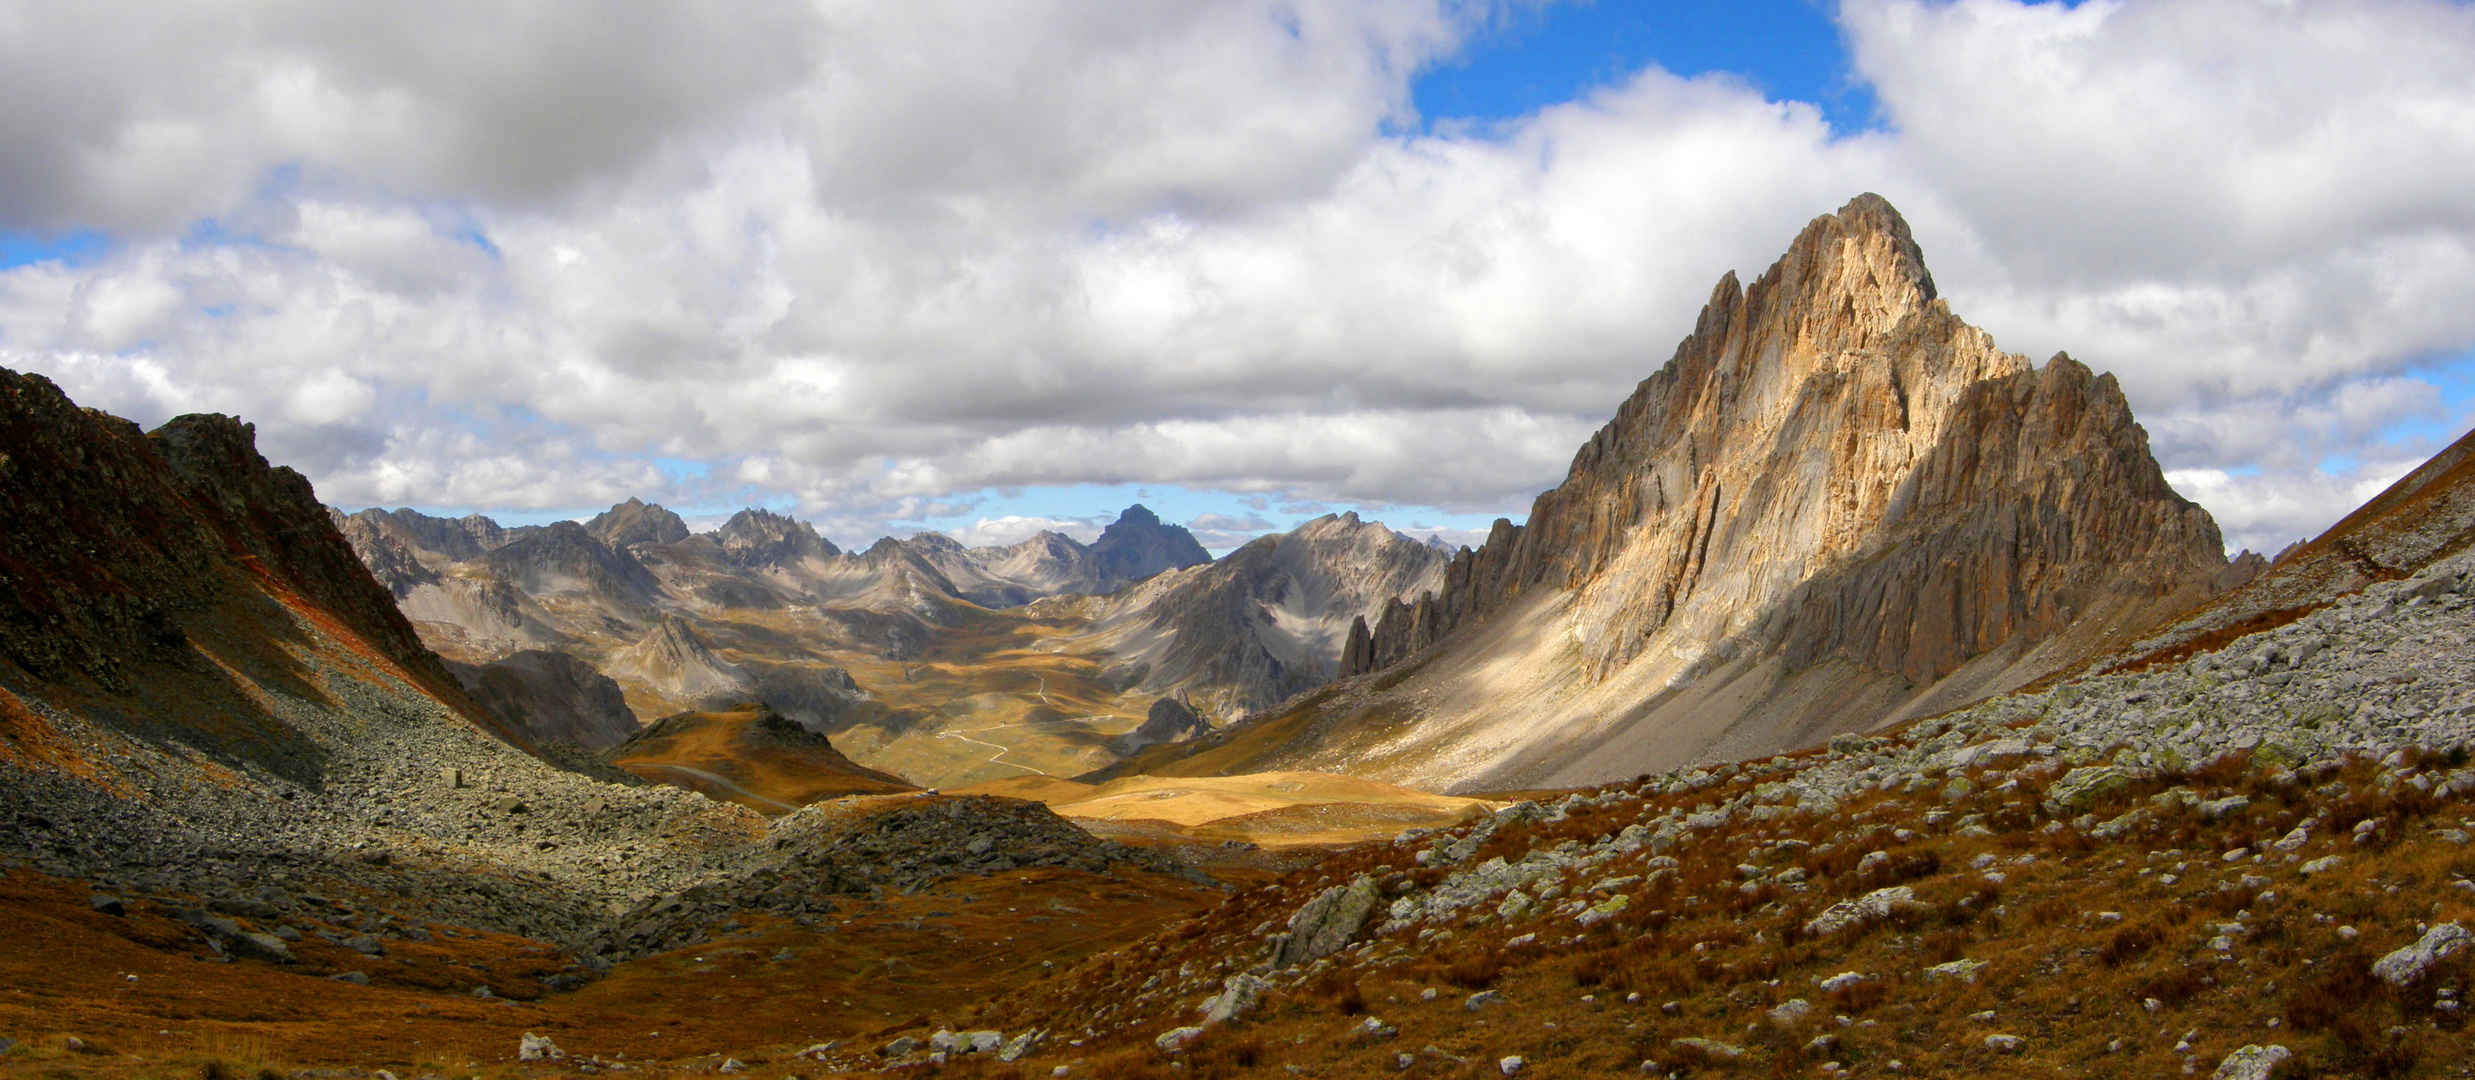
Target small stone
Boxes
[519,1033,563,1062]
[1818,972,1867,993]
[1498,1056,1525,1076]
[327,971,370,985]
[1767,999,1811,1027]
[1465,990,1506,1011]
[87,895,125,916]
[2300,855,2344,875]
[1355,1016,1398,1040]
[718,1059,744,1073]
[1984,1034,2024,1053]
[882,1036,920,1058]
[1155,1026,1204,1052]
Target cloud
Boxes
[941,514,1106,548]
[1,0,2472,555]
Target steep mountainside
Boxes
[1118,195,2238,791]
[0,366,523,784]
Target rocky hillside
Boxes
[2109,422,2475,675]
[1119,195,2243,792]
[445,649,641,752]
[0,366,523,784]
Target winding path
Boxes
[936,729,1051,777]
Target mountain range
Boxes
[335,492,1447,787]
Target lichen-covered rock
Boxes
[2212,1045,2292,1080]
[1274,875,1382,968]
[2374,923,2471,986]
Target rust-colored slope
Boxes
[608,703,915,812]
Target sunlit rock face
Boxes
[1217,195,2234,790]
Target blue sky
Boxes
[1413,0,1874,133]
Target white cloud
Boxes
[943,514,1104,548]
[1,0,2472,554]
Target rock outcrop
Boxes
[1122,195,2233,790]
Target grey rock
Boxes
[518,1033,563,1061]
[2212,1044,2293,1080]
[1205,973,1269,1025]
[2374,922,2471,986]
[1275,875,1382,968]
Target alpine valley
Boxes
[7,196,2475,1080]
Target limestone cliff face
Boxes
[1370,194,2224,689]
[1136,196,2231,790]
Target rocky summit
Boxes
[1125,194,2245,792]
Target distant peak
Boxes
[1116,504,1161,526]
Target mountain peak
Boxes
[715,507,838,565]
[1090,503,1210,587]
[588,498,690,548]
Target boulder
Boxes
[1274,875,1382,968]
[1205,973,1268,1025]
[2374,923,2471,986]
[1155,1026,1204,1052]
[518,1033,563,1061]
[2213,1045,2293,1080]
[2042,766,2137,816]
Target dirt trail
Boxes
[936,729,1049,777]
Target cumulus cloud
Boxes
[1,0,2471,553]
